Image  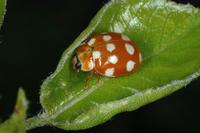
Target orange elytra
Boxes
[72,32,142,77]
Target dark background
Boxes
[0,0,200,133]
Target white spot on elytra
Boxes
[106,43,116,52]
[105,68,114,77]
[92,51,101,60]
[103,35,112,41]
[122,35,130,41]
[139,53,142,63]
[88,38,96,46]
[125,43,135,55]
[108,55,118,64]
[126,60,135,72]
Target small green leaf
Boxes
[0,89,28,133]
[40,0,200,130]
[0,0,6,28]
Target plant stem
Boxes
[25,114,48,130]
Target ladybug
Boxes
[72,32,142,77]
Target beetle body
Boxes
[72,32,142,77]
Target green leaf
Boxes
[0,0,6,28]
[0,89,28,133]
[39,0,200,130]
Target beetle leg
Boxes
[84,71,94,89]
[95,73,102,84]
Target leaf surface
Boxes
[40,0,200,130]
